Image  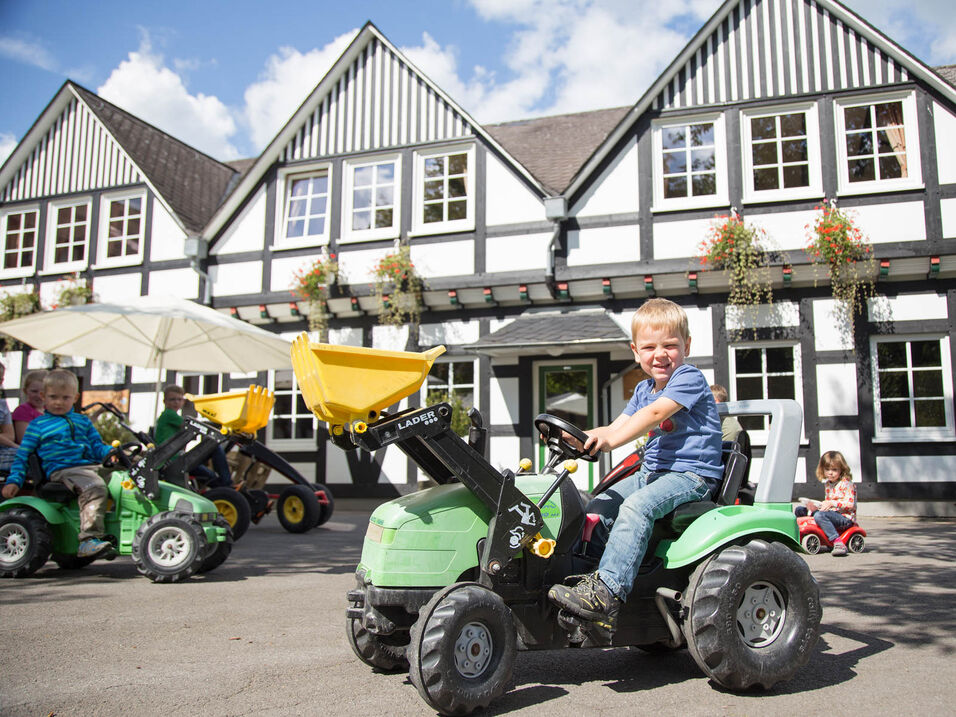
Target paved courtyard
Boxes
[1,511,953,716]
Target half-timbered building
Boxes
[1,0,954,513]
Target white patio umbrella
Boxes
[0,294,292,416]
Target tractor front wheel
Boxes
[312,483,335,527]
[204,487,251,540]
[132,512,206,583]
[197,518,234,574]
[0,509,53,578]
[682,539,821,690]
[408,583,517,715]
[276,485,320,533]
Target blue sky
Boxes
[1,0,953,164]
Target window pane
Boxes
[275,394,292,414]
[662,150,686,174]
[781,139,807,163]
[375,208,393,228]
[75,204,87,221]
[295,421,314,440]
[127,218,140,237]
[376,163,394,182]
[754,167,779,190]
[846,132,873,157]
[376,186,394,205]
[878,342,907,368]
[844,106,872,130]
[307,218,324,235]
[286,219,304,238]
[691,173,716,196]
[353,188,371,209]
[879,155,905,179]
[691,149,715,172]
[880,401,910,427]
[129,197,141,213]
[288,198,306,218]
[910,341,941,367]
[72,244,83,261]
[8,214,20,230]
[875,101,903,127]
[424,157,444,177]
[431,364,449,383]
[848,158,875,182]
[751,116,777,140]
[878,371,909,398]
[55,246,68,263]
[913,370,943,398]
[454,362,474,383]
[915,400,946,427]
[767,375,795,399]
[663,176,687,198]
[689,123,714,146]
[448,200,467,220]
[779,113,806,137]
[448,177,466,198]
[736,376,763,400]
[24,212,35,228]
[424,180,443,200]
[354,166,373,186]
[766,347,794,372]
[783,165,809,188]
[56,226,70,243]
[735,348,762,373]
[58,207,70,223]
[423,204,443,223]
[352,210,371,231]
[662,127,686,150]
[448,153,468,175]
[110,201,124,218]
[752,142,777,166]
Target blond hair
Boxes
[43,369,79,394]
[21,369,48,394]
[816,450,852,483]
[710,384,729,403]
[630,298,690,343]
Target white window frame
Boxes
[834,90,922,196]
[341,154,401,244]
[94,189,146,268]
[273,162,333,251]
[652,112,728,212]
[729,340,804,445]
[871,334,954,442]
[421,357,479,411]
[266,368,317,450]
[43,197,92,274]
[411,143,475,236]
[0,205,40,279]
[741,103,823,204]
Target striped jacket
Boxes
[5,410,111,487]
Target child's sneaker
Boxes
[831,541,848,557]
[548,572,620,630]
[77,537,114,559]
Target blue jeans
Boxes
[812,510,854,542]
[587,464,711,601]
[192,446,232,489]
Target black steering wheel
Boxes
[534,413,599,463]
[103,442,143,469]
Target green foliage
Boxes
[291,252,340,338]
[0,290,41,350]
[54,275,93,308]
[373,244,423,328]
[426,389,471,437]
[91,411,137,445]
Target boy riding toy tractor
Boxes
[291,333,821,716]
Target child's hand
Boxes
[583,428,613,455]
[2,483,19,499]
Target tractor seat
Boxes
[36,482,75,503]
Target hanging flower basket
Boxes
[805,201,876,339]
[0,290,41,350]
[291,251,339,337]
[698,212,773,330]
[53,274,93,309]
[372,244,423,328]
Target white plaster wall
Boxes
[816,364,859,416]
[573,139,639,217]
[653,217,712,259]
[877,454,952,482]
[128,390,159,432]
[419,319,480,347]
[726,300,800,331]
[269,254,307,294]
[870,291,947,321]
[485,233,551,273]
[567,224,640,266]
[744,210,817,251]
[686,304,714,357]
[337,246,394,284]
[410,240,475,278]
[489,435,521,473]
[212,187,267,255]
[328,326,363,346]
[131,366,162,383]
[813,298,853,351]
[210,262,263,297]
[485,153,543,226]
[933,101,956,186]
[2,351,23,399]
[490,377,519,425]
[325,444,360,485]
[941,197,956,239]
[92,273,141,302]
[149,202,186,262]
[852,202,926,244]
[372,324,410,351]
[379,444,407,485]
[147,268,199,299]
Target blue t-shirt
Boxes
[623,363,724,481]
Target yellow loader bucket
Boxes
[185,385,275,433]
[290,332,445,429]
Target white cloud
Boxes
[241,31,357,152]
[0,35,57,71]
[844,0,956,66]
[97,34,241,160]
[0,132,17,166]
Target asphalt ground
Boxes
[1,511,954,717]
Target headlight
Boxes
[366,522,384,542]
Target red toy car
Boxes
[797,515,866,554]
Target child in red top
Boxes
[796,451,857,556]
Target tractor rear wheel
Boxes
[0,509,53,578]
[204,487,251,540]
[276,485,320,533]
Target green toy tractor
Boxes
[0,444,232,583]
[291,335,821,715]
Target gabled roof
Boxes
[566,0,956,200]
[464,307,628,357]
[484,106,630,195]
[203,22,550,242]
[70,85,237,233]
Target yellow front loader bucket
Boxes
[185,385,275,434]
[290,332,445,431]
